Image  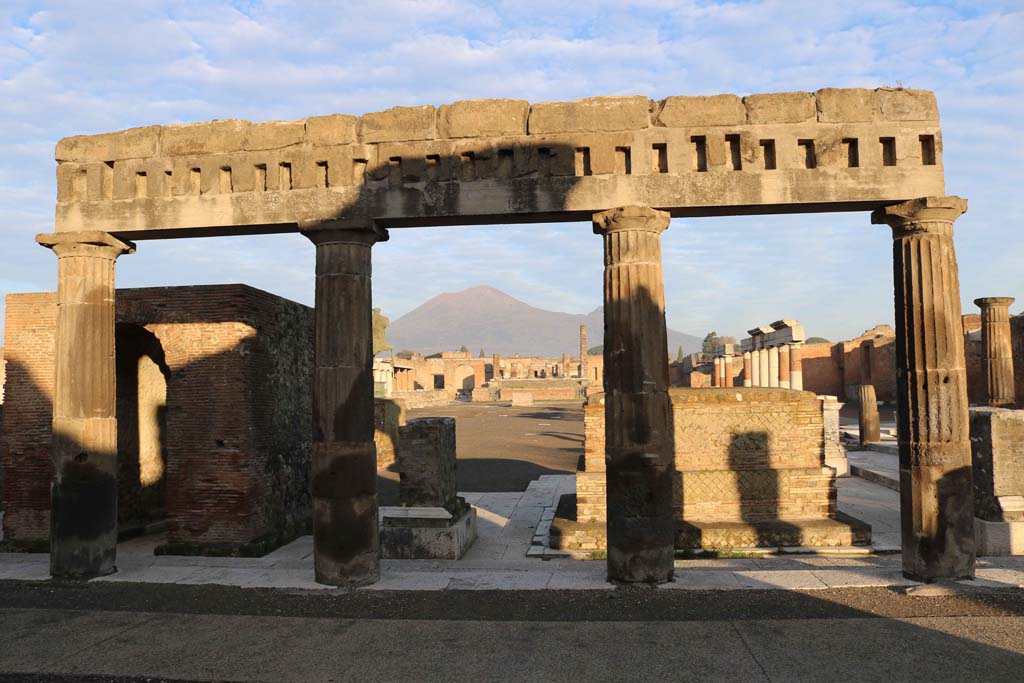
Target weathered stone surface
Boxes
[306,114,357,146]
[529,96,650,134]
[655,94,745,127]
[859,384,881,445]
[359,105,436,143]
[875,88,939,122]
[744,91,816,124]
[873,195,974,582]
[162,119,249,157]
[380,505,476,560]
[55,126,160,162]
[816,88,874,123]
[243,120,305,151]
[438,99,528,138]
[971,407,1024,523]
[397,417,457,511]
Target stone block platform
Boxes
[379,506,477,560]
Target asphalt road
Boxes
[2,581,1024,682]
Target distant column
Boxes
[858,341,881,445]
[304,224,388,587]
[492,353,502,380]
[36,231,135,579]
[723,354,734,388]
[779,344,791,389]
[873,195,974,582]
[768,346,780,388]
[742,351,753,387]
[594,206,674,584]
[713,357,722,387]
[580,324,589,380]
[561,352,571,379]
[758,348,769,388]
[789,343,804,391]
[975,297,1016,407]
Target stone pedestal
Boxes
[36,231,135,579]
[742,351,752,388]
[594,206,674,584]
[305,225,387,587]
[873,196,974,582]
[970,407,1024,555]
[975,297,1016,407]
[858,385,881,445]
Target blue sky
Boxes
[1,1,1022,343]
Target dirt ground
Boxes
[377,400,584,504]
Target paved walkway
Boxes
[3,473,1024,592]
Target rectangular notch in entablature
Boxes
[798,140,817,169]
[880,137,896,166]
[574,147,592,176]
[615,147,631,175]
[759,140,776,170]
[919,135,936,165]
[317,161,329,188]
[726,134,742,171]
[652,143,668,174]
[843,138,859,168]
[496,149,514,178]
[690,136,707,172]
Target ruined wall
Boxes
[671,388,833,523]
[800,343,844,398]
[374,397,407,469]
[576,394,606,523]
[394,389,450,409]
[0,285,313,554]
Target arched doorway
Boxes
[453,364,475,398]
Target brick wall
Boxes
[1,285,313,554]
[577,393,606,522]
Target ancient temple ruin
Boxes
[23,87,977,585]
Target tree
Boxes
[806,336,831,344]
[587,344,603,355]
[479,348,486,357]
[396,349,416,359]
[701,331,720,356]
[677,346,685,362]
[458,345,469,353]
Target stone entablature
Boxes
[54,89,943,237]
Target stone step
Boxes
[850,463,899,491]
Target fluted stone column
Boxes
[768,346,780,388]
[723,354,734,388]
[975,297,1016,407]
[873,196,974,582]
[758,348,769,388]
[779,344,791,389]
[37,231,135,579]
[594,206,674,584]
[790,343,804,391]
[305,224,388,587]
[742,351,753,387]
[859,341,881,445]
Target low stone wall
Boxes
[393,389,450,409]
[553,387,869,551]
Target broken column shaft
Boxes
[594,205,674,584]
[873,196,975,582]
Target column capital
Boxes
[302,221,389,247]
[975,297,1015,310]
[871,195,967,237]
[592,205,670,235]
[36,231,135,259]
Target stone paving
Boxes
[2,473,1023,592]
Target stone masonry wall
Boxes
[1,285,313,554]
[971,407,1024,522]
[577,393,606,523]
[397,417,457,512]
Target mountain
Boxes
[385,285,701,357]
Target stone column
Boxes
[36,231,135,579]
[579,324,589,380]
[712,357,722,387]
[975,297,1016,407]
[305,224,389,587]
[859,341,881,445]
[750,349,760,386]
[723,354,734,388]
[873,196,974,582]
[561,352,571,379]
[742,351,752,387]
[758,348,769,388]
[492,353,502,380]
[779,344,791,389]
[594,206,674,584]
[768,346,780,388]
[789,343,804,391]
